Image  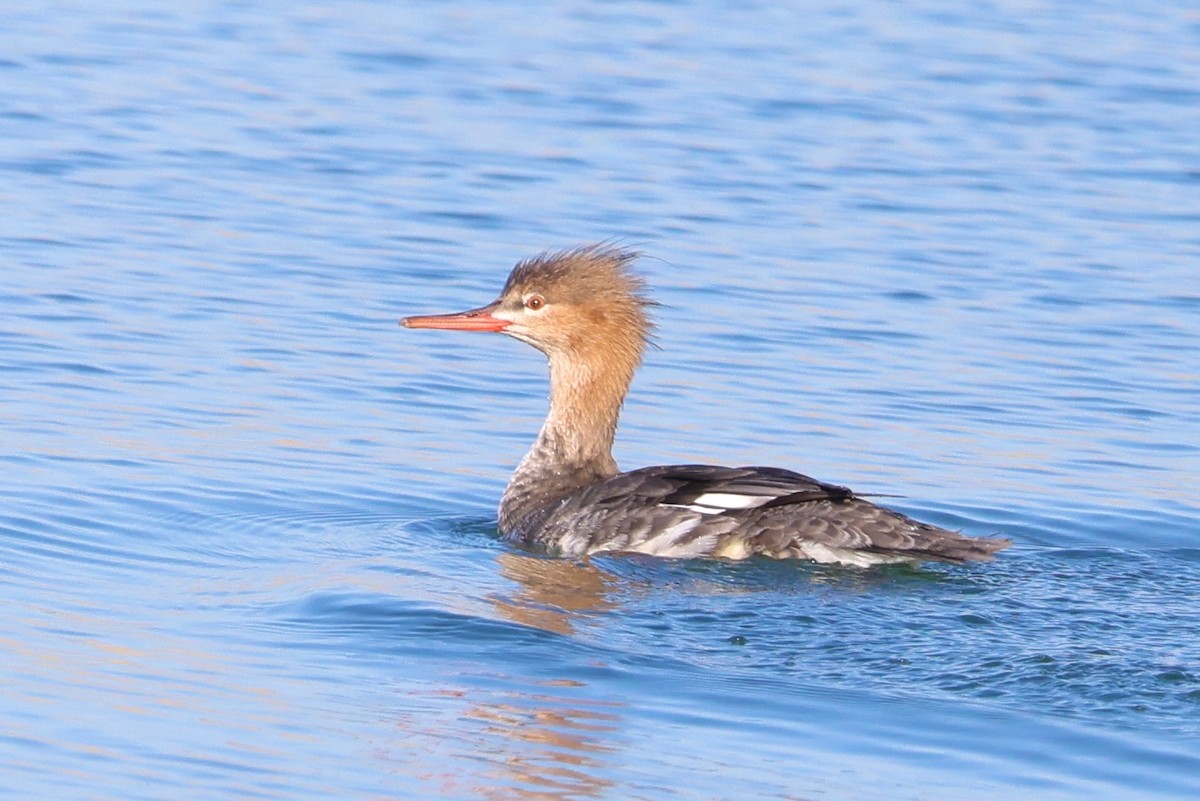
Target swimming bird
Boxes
[401,245,1011,566]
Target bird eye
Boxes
[525,295,545,311]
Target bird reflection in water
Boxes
[488,552,619,636]
[463,679,621,801]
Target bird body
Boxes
[402,245,1010,566]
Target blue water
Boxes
[3,1,1199,799]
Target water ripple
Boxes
[4,0,1200,799]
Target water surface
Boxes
[3,1,1199,799]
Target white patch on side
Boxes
[555,531,591,558]
[713,538,753,560]
[795,542,915,567]
[617,519,717,558]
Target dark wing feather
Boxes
[649,464,854,507]
[514,463,1010,563]
[519,464,857,555]
[649,464,908,508]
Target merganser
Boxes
[401,245,1011,566]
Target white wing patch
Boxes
[662,491,774,515]
[689,492,771,509]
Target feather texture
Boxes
[505,464,1008,564]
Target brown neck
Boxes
[498,347,636,536]
[541,350,632,467]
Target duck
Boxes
[401,245,1011,566]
